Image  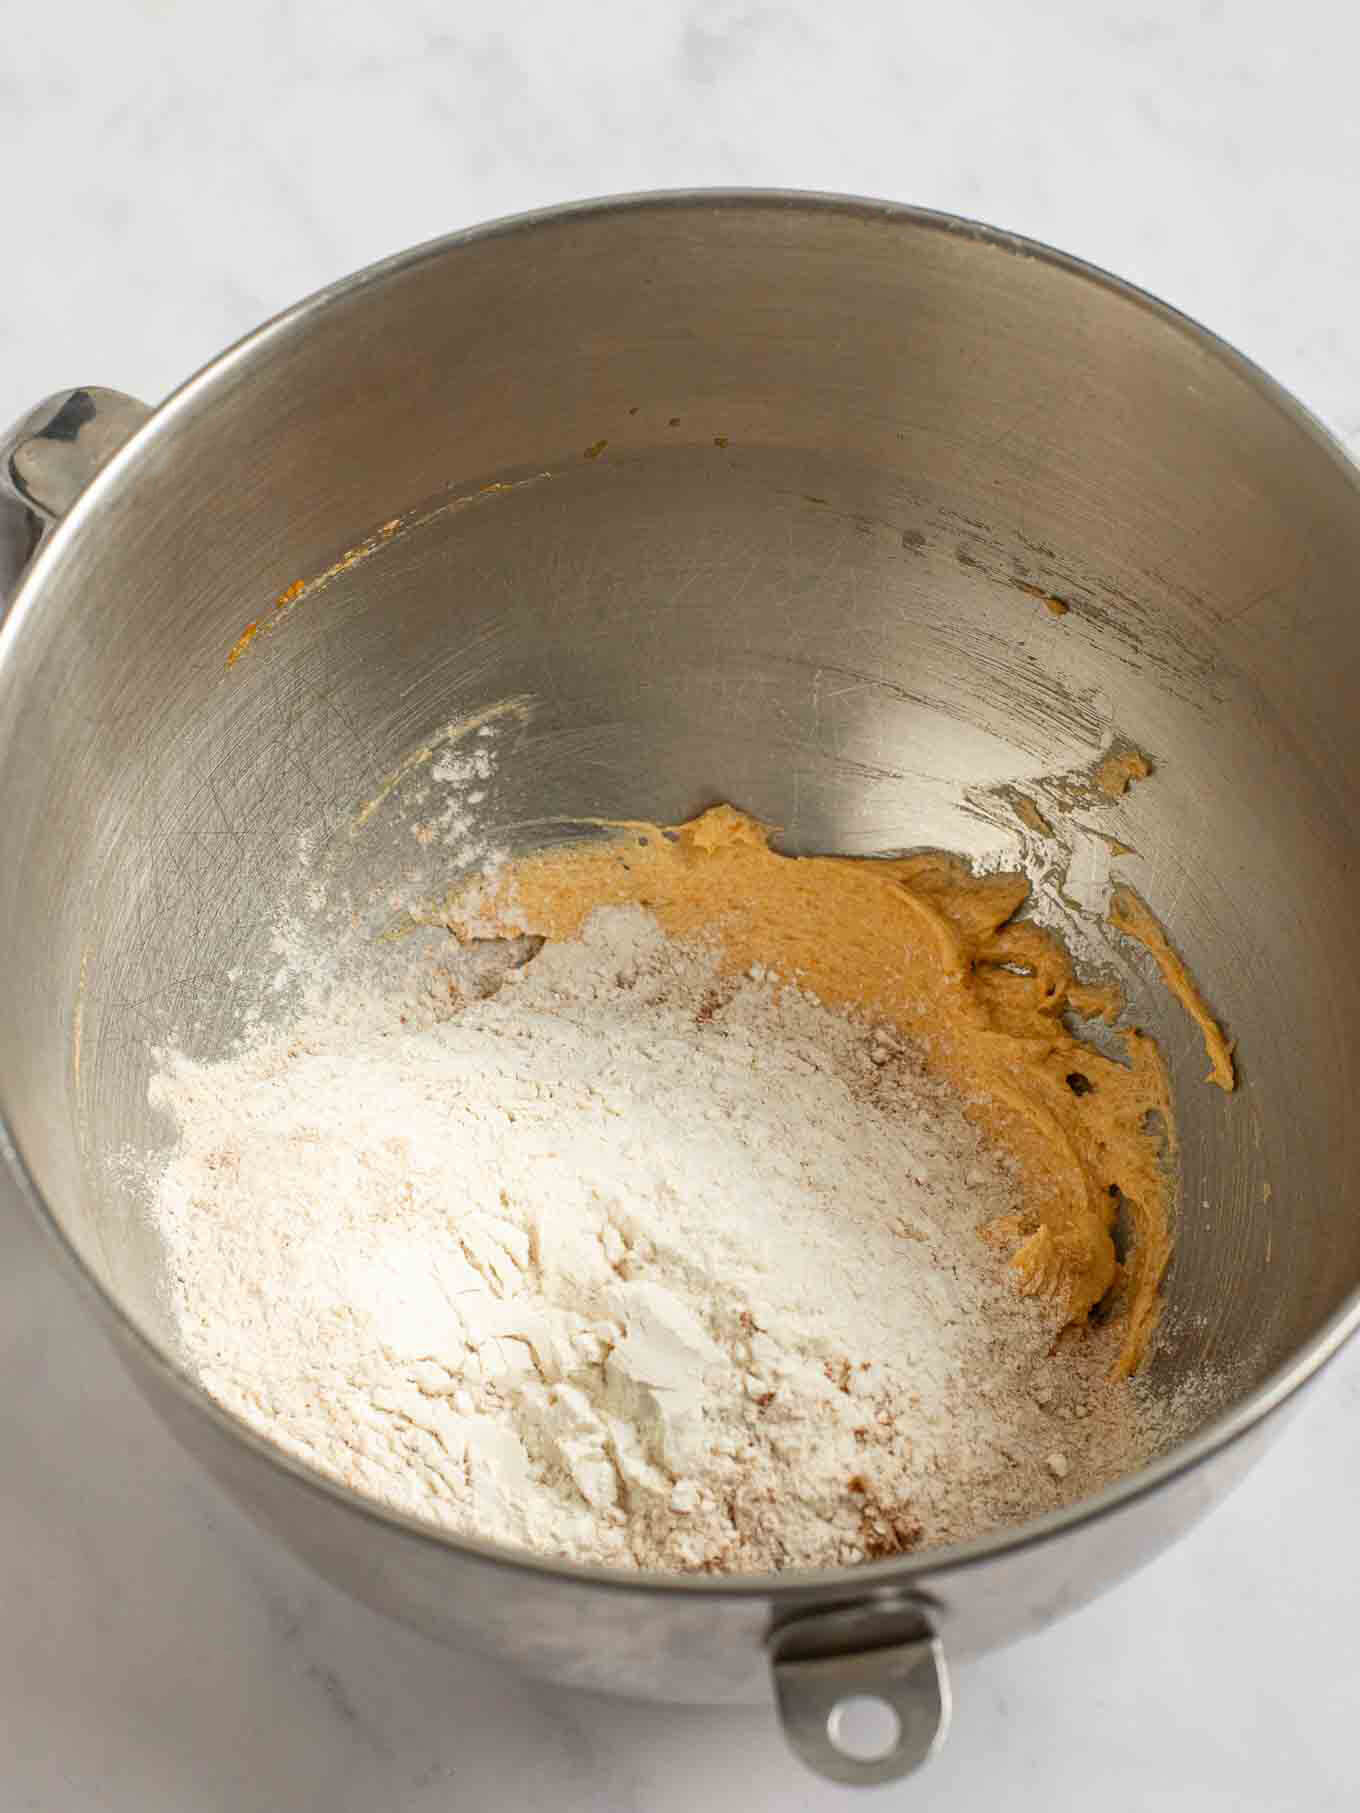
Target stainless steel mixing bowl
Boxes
[3,192,1359,1787]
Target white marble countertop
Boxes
[4,3,1360,1806]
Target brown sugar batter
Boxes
[1109,885,1236,1091]
[446,806,1185,1374]
[1093,747,1153,799]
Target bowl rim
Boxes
[4,184,1359,1602]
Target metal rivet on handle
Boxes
[769,1600,951,1788]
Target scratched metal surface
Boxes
[2,193,1357,1430]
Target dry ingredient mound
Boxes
[149,904,1165,1572]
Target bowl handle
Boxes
[1,387,152,607]
[768,1597,951,1786]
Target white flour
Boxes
[149,905,1160,1572]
